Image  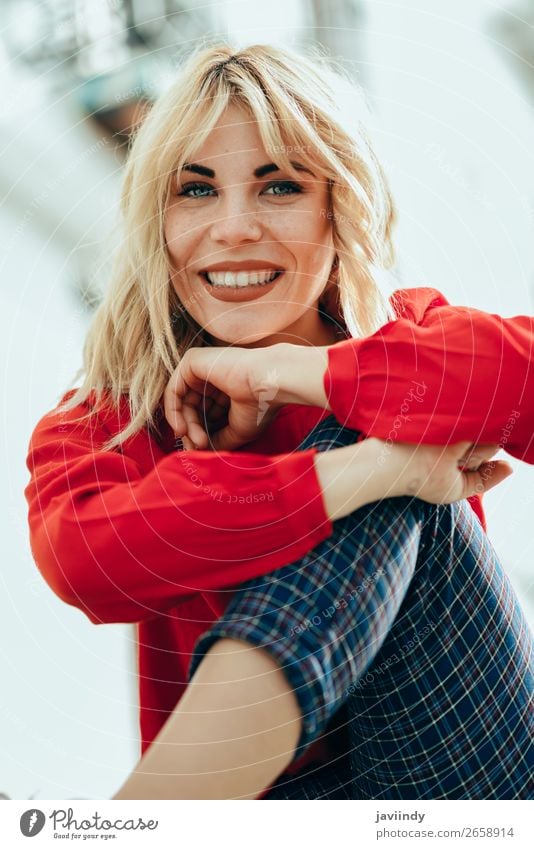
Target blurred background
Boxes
[1,0,533,799]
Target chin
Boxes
[218,333,274,348]
[207,323,280,347]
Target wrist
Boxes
[370,440,425,498]
[314,437,385,521]
[265,343,330,408]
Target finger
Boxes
[178,349,213,393]
[463,460,513,496]
[203,391,231,430]
[483,461,514,492]
[183,388,205,405]
[163,369,188,435]
[457,444,501,471]
[182,404,210,449]
[181,432,210,452]
[164,351,213,435]
[202,396,215,416]
[212,388,231,408]
[201,395,226,425]
[185,385,224,426]
[183,388,208,423]
[207,400,230,425]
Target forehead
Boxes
[193,103,265,159]
[185,103,323,185]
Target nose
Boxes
[209,193,263,245]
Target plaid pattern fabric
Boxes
[188,417,534,800]
[264,756,354,799]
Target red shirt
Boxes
[24,287,533,774]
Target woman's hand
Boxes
[387,440,513,504]
[312,438,513,524]
[163,343,329,451]
[163,346,287,451]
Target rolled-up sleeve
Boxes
[324,287,534,464]
[188,495,424,760]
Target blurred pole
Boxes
[488,0,534,105]
[306,0,367,81]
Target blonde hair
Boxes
[61,40,397,449]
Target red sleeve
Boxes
[25,394,332,625]
[324,287,534,464]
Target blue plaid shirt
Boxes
[188,417,534,799]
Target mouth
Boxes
[200,269,284,288]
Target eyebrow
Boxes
[181,161,315,179]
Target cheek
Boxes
[164,218,178,260]
[295,204,332,246]
[165,212,194,259]
[315,207,333,240]
[298,222,334,271]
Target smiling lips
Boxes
[196,259,286,303]
[202,269,283,287]
[200,259,285,288]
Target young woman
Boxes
[25,42,533,800]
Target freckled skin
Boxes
[164,103,338,348]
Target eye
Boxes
[262,181,303,196]
[178,182,216,198]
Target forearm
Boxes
[268,343,330,408]
[113,639,301,800]
[252,341,386,524]
[322,306,534,464]
[313,434,407,521]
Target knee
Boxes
[298,417,427,529]
[298,414,363,452]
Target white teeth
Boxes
[205,269,281,287]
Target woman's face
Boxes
[164,104,337,347]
